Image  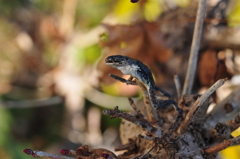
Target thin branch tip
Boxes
[102,109,110,115]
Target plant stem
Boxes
[182,0,206,95]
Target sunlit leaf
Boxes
[174,0,190,7]
[84,44,102,64]
[100,33,109,43]
[76,44,101,65]
[144,0,161,21]
[113,0,139,22]
[220,127,240,159]
[227,0,240,27]
[101,83,121,96]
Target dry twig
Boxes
[102,107,163,137]
[225,113,240,132]
[23,149,74,159]
[128,97,144,119]
[205,135,240,154]
[0,96,63,108]
[205,113,240,144]
[204,85,240,130]
[178,78,227,134]
[182,0,206,95]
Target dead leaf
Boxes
[98,21,173,84]
[198,49,232,86]
[76,145,117,159]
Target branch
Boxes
[102,107,163,137]
[128,97,145,119]
[205,135,240,154]
[205,122,232,145]
[204,85,240,130]
[182,0,206,95]
[0,96,63,109]
[179,94,200,109]
[178,78,227,134]
[205,114,240,144]
[23,149,74,159]
[225,113,240,132]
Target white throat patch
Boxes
[119,64,140,75]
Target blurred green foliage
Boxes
[33,0,62,14]
[76,44,102,66]
[0,0,30,15]
[75,0,113,29]
[0,108,12,145]
[0,108,30,159]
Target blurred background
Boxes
[0,0,240,158]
